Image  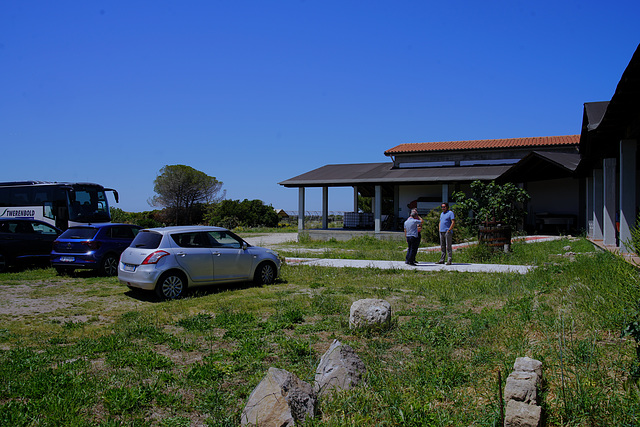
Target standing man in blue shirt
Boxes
[404,208,423,266]
[438,202,455,265]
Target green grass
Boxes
[278,234,597,266]
[1,237,640,425]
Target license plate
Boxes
[60,256,75,262]
[124,264,136,272]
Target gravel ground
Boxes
[241,232,298,248]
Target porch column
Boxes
[593,169,603,240]
[620,140,637,252]
[442,183,449,203]
[603,158,617,246]
[394,185,400,230]
[298,187,305,232]
[585,175,594,237]
[353,186,358,213]
[374,185,382,233]
[322,186,329,229]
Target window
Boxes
[208,231,242,249]
[32,222,59,235]
[110,226,139,239]
[172,232,211,248]
[131,231,162,249]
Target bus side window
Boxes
[34,192,48,203]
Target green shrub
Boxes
[626,214,640,256]
[420,207,475,245]
[206,199,279,228]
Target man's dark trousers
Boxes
[406,236,420,264]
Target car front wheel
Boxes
[0,254,6,273]
[156,272,187,300]
[101,254,119,276]
[254,262,276,285]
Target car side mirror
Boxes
[242,242,248,250]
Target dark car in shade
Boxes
[51,223,142,276]
[0,218,62,272]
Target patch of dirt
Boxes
[0,283,73,317]
[0,279,141,321]
[242,233,298,248]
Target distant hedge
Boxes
[205,199,279,228]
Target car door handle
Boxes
[212,252,221,256]
[177,252,187,257]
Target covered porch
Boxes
[279,162,511,238]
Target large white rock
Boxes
[314,340,366,397]
[349,299,391,329]
[241,367,316,426]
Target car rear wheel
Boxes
[156,272,187,300]
[0,254,6,273]
[254,262,276,285]
[101,254,119,276]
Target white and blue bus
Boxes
[0,181,119,230]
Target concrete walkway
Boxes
[245,233,568,274]
[285,257,533,274]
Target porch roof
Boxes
[278,162,511,188]
[497,151,581,183]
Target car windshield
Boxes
[131,231,163,249]
[59,227,99,239]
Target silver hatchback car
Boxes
[118,226,281,299]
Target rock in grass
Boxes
[513,356,542,379]
[504,400,541,427]
[504,371,538,404]
[241,367,316,426]
[349,298,391,330]
[314,339,366,397]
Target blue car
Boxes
[51,223,142,276]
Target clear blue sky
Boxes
[1,1,639,213]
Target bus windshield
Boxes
[67,186,111,223]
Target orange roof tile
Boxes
[384,135,580,155]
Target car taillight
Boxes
[82,241,101,250]
[142,250,170,265]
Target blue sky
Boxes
[1,1,639,213]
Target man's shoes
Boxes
[446,260,452,265]
[436,261,445,264]
[408,262,417,266]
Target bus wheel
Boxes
[101,254,119,276]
